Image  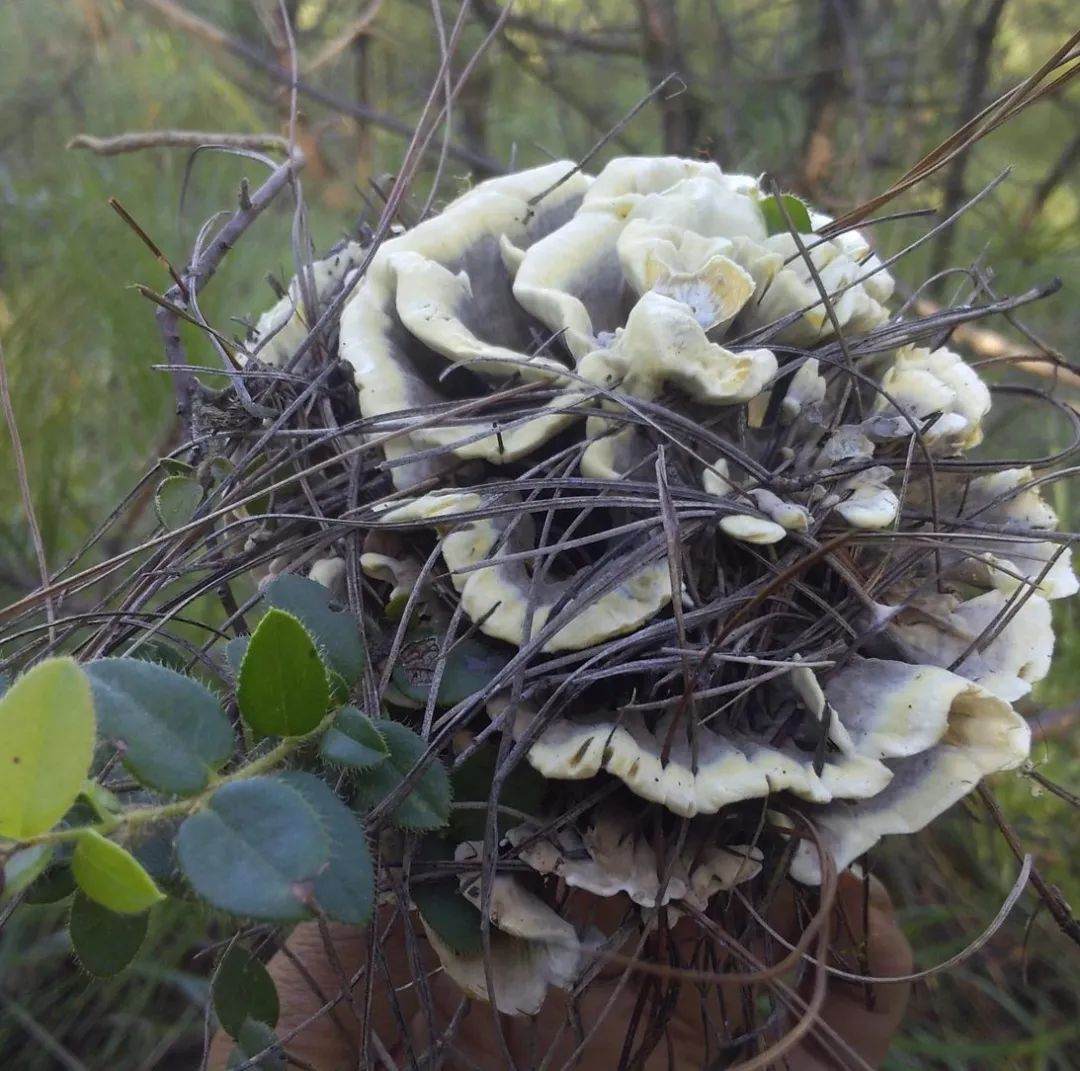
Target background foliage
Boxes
[1,1,1079,1068]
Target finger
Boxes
[206,911,440,1071]
[795,872,914,1070]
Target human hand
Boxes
[208,872,911,1070]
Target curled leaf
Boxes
[319,706,388,771]
[71,830,165,915]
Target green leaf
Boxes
[158,456,196,477]
[86,658,234,796]
[265,574,365,684]
[760,192,814,236]
[1,844,54,904]
[411,838,482,955]
[69,892,148,976]
[449,744,548,842]
[355,720,451,831]
[72,830,165,914]
[439,638,511,705]
[391,631,510,708]
[327,670,350,706]
[131,833,178,891]
[0,658,96,840]
[213,944,280,1039]
[131,639,190,673]
[24,864,76,904]
[412,878,482,956]
[278,772,374,926]
[175,777,329,921]
[154,474,203,529]
[319,706,388,772]
[201,455,235,483]
[80,780,122,827]
[227,1020,285,1071]
[237,609,330,737]
[225,636,249,675]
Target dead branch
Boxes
[1021,126,1080,228]
[928,0,1008,291]
[135,0,503,176]
[157,149,304,437]
[636,0,702,154]
[795,0,859,198]
[912,297,1080,389]
[472,0,639,56]
[67,131,290,155]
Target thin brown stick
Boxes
[977,784,1080,948]
[67,131,290,155]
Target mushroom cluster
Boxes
[256,156,1073,1014]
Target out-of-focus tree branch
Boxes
[636,0,702,154]
[795,0,859,197]
[472,0,639,56]
[471,0,643,154]
[1021,126,1080,228]
[929,0,1009,291]
[135,0,503,175]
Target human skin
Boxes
[207,873,912,1070]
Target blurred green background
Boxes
[1,1,1079,1067]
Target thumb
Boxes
[795,872,914,1070]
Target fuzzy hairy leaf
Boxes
[70,892,148,976]
[72,830,165,915]
[175,778,329,921]
[265,574,365,684]
[355,720,451,831]
[86,658,234,796]
[278,772,375,926]
[131,639,190,673]
[319,706,388,771]
[226,636,249,675]
[213,943,280,1039]
[154,474,203,530]
[0,658,96,840]
[237,609,329,737]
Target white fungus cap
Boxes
[421,841,595,1015]
[378,491,673,652]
